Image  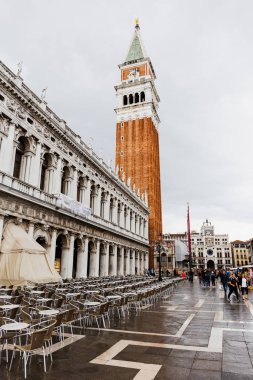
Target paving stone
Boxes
[188,369,222,379]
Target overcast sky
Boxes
[1,0,253,241]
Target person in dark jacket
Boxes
[227,273,240,302]
[220,270,229,294]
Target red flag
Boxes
[187,203,192,267]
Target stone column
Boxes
[104,193,110,220]
[30,141,41,187]
[140,252,144,274]
[126,248,130,275]
[119,246,124,275]
[66,234,75,278]
[95,240,100,277]
[126,208,130,230]
[144,252,149,271]
[136,252,140,275]
[28,222,34,238]
[135,216,139,235]
[131,249,135,275]
[0,215,4,251]
[24,153,33,183]
[54,156,62,194]
[71,169,78,200]
[49,229,57,264]
[84,178,91,208]
[112,198,117,224]
[112,245,117,275]
[60,235,69,279]
[76,237,88,278]
[119,203,124,227]
[0,121,15,175]
[94,186,101,216]
[89,241,97,277]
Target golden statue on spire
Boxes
[135,18,140,29]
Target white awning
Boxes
[0,223,61,286]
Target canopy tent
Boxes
[0,223,61,286]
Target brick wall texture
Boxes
[115,117,163,268]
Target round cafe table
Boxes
[38,309,59,316]
[0,295,12,300]
[83,301,101,307]
[0,304,19,310]
[0,322,29,331]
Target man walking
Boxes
[227,273,240,302]
[220,269,229,295]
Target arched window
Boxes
[123,95,128,106]
[129,94,133,104]
[61,166,71,196]
[40,153,52,191]
[13,137,26,179]
[135,93,139,103]
[140,92,145,102]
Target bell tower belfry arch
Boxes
[115,20,163,268]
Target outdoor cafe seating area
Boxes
[0,275,183,378]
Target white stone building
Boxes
[191,220,232,270]
[0,60,149,279]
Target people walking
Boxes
[210,271,216,286]
[220,269,229,295]
[241,273,249,301]
[227,273,240,302]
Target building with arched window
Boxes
[0,60,149,279]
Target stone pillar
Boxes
[76,237,88,278]
[49,229,57,264]
[0,215,4,251]
[28,222,34,238]
[84,178,91,208]
[136,252,140,275]
[54,156,62,194]
[135,216,139,235]
[71,169,78,200]
[67,234,75,278]
[112,198,117,224]
[95,240,100,277]
[30,141,41,187]
[144,252,149,271]
[94,186,101,216]
[130,213,134,232]
[140,252,144,274]
[61,237,69,279]
[112,245,117,275]
[131,249,135,275]
[100,243,109,277]
[0,121,15,175]
[119,203,124,227]
[104,193,110,220]
[119,246,124,275]
[126,248,130,275]
[89,241,97,277]
[126,208,130,231]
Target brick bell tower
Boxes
[115,20,163,269]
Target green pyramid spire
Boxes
[125,21,146,63]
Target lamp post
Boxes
[157,233,162,282]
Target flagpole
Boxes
[187,203,192,270]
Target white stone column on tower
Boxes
[0,215,4,251]
[48,229,57,264]
[66,234,75,278]
[30,141,42,187]
[28,222,34,238]
[94,186,101,216]
[126,248,130,275]
[76,237,89,278]
[131,249,136,275]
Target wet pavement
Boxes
[2,278,253,379]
